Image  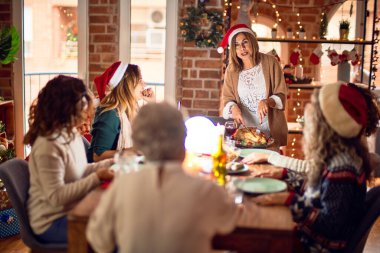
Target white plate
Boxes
[234,178,287,194]
[227,164,249,175]
[239,149,277,158]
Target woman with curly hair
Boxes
[25,75,114,243]
[242,83,380,253]
[87,62,154,162]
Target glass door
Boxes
[130,0,166,102]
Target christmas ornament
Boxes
[348,48,360,66]
[327,48,340,66]
[290,48,301,66]
[310,46,323,65]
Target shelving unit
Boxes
[256,1,377,88]
[257,37,375,45]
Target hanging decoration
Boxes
[326,47,360,66]
[370,25,379,89]
[349,1,354,17]
[290,48,302,66]
[180,2,224,48]
[310,46,324,65]
[319,11,328,39]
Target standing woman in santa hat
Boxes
[220,24,287,146]
[87,62,155,162]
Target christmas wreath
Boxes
[180,3,224,48]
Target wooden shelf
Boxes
[257,37,374,45]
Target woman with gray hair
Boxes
[87,102,241,253]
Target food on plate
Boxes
[226,162,245,171]
[233,127,267,146]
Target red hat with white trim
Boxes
[319,82,367,138]
[217,24,256,54]
[94,61,129,100]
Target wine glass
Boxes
[224,121,237,141]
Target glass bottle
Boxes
[212,126,227,186]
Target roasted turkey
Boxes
[233,127,267,145]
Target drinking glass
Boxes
[224,121,237,140]
[114,149,138,174]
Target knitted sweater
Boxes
[87,161,240,253]
[268,153,309,174]
[28,129,113,234]
[285,152,366,253]
[222,53,288,146]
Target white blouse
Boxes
[223,64,283,137]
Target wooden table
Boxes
[68,164,296,253]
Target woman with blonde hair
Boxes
[245,83,380,253]
[87,61,154,162]
[219,24,287,146]
[25,75,114,243]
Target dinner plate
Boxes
[235,137,275,149]
[227,164,249,175]
[239,148,277,158]
[233,178,287,194]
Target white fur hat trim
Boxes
[109,62,129,88]
[319,82,362,138]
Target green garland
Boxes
[180,4,224,48]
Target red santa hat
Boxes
[94,61,129,100]
[319,82,367,138]
[217,24,256,54]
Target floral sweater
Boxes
[283,153,366,253]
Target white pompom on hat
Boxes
[319,82,368,138]
[217,23,256,54]
[94,61,129,100]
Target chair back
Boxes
[344,186,380,253]
[0,158,66,252]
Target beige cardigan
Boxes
[87,161,240,253]
[28,129,113,234]
[222,53,288,146]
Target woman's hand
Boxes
[252,192,289,206]
[251,167,285,179]
[231,105,245,125]
[142,88,156,103]
[258,99,269,124]
[258,98,275,123]
[96,167,115,181]
[242,152,270,164]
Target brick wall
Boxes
[88,0,119,93]
[178,0,224,116]
[0,0,13,100]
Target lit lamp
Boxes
[183,116,218,174]
[185,116,218,154]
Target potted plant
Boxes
[0,26,20,65]
[339,19,350,40]
[299,27,305,39]
[286,27,293,39]
[271,27,277,39]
